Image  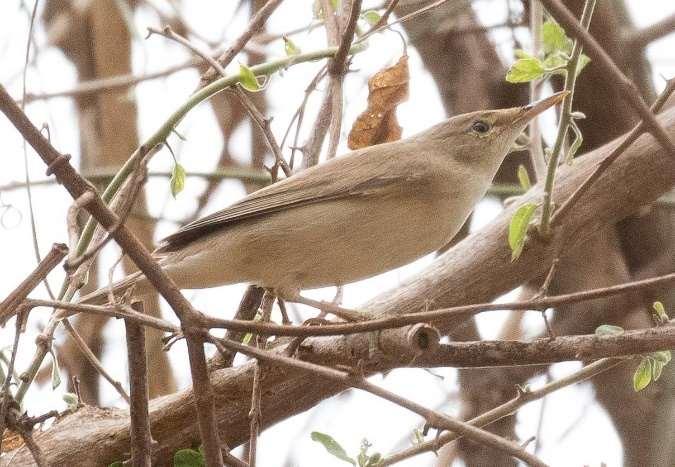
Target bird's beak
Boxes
[516,91,569,124]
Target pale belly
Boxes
[164,191,474,291]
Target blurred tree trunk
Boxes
[398,0,674,465]
[43,0,176,401]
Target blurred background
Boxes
[1,0,674,465]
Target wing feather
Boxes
[157,142,421,252]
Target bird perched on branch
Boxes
[80,92,566,305]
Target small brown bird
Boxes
[81,92,566,304]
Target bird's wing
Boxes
[157,144,420,252]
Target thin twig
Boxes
[197,273,675,337]
[528,0,547,179]
[61,319,131,404]
[538,0,675,155]
[211,336,548,467]
[0,167,271,192]
[199,0,284,86]
[147,23,291,179]
[248,292,274,467]
[325,0,362,161]
[551,78,675,226]
[0,312,24,454]
[0,243,67,321]
[627,12,675,50]
[382,359,622,465]
[126,302,154,467]
[538,0,596,237]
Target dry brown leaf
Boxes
[348,55,409,150]
[1,429,24,453]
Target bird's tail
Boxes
[77,270,151,305]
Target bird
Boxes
[80,92,566,305]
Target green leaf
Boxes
[49,349,61,390]
[170,163,186,198]
[242,332,253,345]
[576,54,591,77]
[108,462,123,467]
[508,202,538,262]
[506,57,545,83]
[651,350,671,364]
[542,51,568,71]
[173,448,205,467]
[63,392,79,410]
[283,36,300,56]
[542,20,572,54]
[651,358,664,381]
[366,453,382,467]
[652,301,669,324]
[514,49,529,59]
[633,358,652,391]
[311,431,356,465]
[517,165,531,190]
[412,428,424,445]
[594,324,624,336]
[239,63,261,92]
[362,10,381,26]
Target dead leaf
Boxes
[1,429,24,453]
[348,55,409,149]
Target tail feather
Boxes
[77,270,150,305]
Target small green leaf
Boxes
[652,301,668,324]
[576,54,591,77]
[173,448,205,467]
[170,163,186,198]
[514,49,529,59]
[63,392,79,410]
[283,36,300,56]
[651,358,664,381]
[633,358,652,391]
[542,20,572,54]
[517,165,531,190]
[506,57,545,83]
[542,51,568,71]
[239,63,261,92]
[594,324,624,336]
[331,0,341,10]
[508,202,538,261]
[242,332,253,345]
[108,462,123,467]
[362,10,381,26]
[311,431,356,465]
[49,349,61,390]
[652,350,671,364]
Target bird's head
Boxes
[423,91,569,170]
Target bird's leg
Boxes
[275,288,365,322]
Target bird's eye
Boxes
[471,120,491,134]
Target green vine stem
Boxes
[538,0,596,238]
